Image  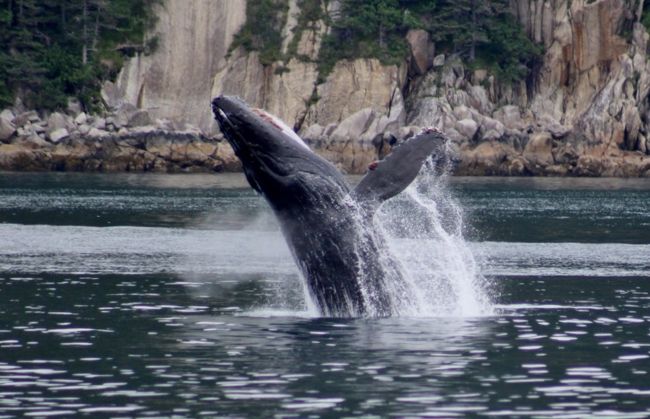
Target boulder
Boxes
[523,132,554,172]
[67,98,82,115]
[33,123,46,134]
[444,127,465,144]
[14,111,38,127]
[453,105,473,121]
[330,108,375,141]
[0,109,15,121]
[47,112,68,132]
[406,29,434,76]
[574,155,604,176]
[397,126,418,140]
[128,109,152,127]
[78,124,91,135]
[49,128,70,143]
[92,117,106,130]
[480,116,505,139]
[101,81,121,110]
[472,69,488,84]
[433,54,445,67]
[114,103,138,127]
[88,128,109,138]
[155,118,175,131]
[506,157,527,176]
[494,105,523,130]
[0,144,38,170]
[18,134,51,149]
[131,125,157,135]
[456,119,478,140]
[75,112,88,125]
[301,123,324,140]
[0,113,16,141]
[460,141,509,175]
[482,129,502,141]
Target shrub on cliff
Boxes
[229,0,289,66]
[318,0,542,83]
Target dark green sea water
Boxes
[1,173,649,418]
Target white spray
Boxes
[373,153,493,317]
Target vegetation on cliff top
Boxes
[229,0,289,65]
[232,0,543,84]
[0,0,159,111]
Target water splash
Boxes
[375,158,493,317]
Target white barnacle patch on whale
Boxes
[253,108,311,152]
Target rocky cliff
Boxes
[102,0,247,134]
[2,0,650,176]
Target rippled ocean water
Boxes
[1,173,649,417]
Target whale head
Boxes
[212,95,348,208]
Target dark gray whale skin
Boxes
[212,95,447,317]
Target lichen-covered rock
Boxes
[0,109,14,121]
[49,128,70,143]
[330,108,375,142]
[127,110,152,128]
[494,105,523,130]
[47,112,68,134]
[523,132,554,173]
[457,142,511,175]
[0,113,16,142]
[406,29,434,76]
[456,119,478,140]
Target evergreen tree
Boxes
[230,0,289,65]
[0,0,159,110]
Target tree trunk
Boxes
[92,3,100,54]
[82,0,88,65]
[469,0,477,61]
[637,0,645,23]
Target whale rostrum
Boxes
[212,95,448,317]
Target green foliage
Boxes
[230,0,289,65]
[426,0,542,82]
[229,0,539,85]
[479,13,543,82]
[0,0,160,111]
[319,0,415,76]
[317,0,541,84]
[286,0,326,60]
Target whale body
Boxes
[212,96,447,317]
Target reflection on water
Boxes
[1,273,649,417]
[1,173,650,417]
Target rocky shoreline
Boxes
[4,1,650,177]
[0,104,241,173]
[1,102,650,177]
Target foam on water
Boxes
[376,161,493,318]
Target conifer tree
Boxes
[0,0,159,109]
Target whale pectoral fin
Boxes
[351,128,448,211]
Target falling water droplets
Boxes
[376,158,493,317]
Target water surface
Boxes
[1,173,649,417]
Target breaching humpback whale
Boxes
[212,95,447,317]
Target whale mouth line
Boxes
[217,108,228,121]
[215,107,232,128]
